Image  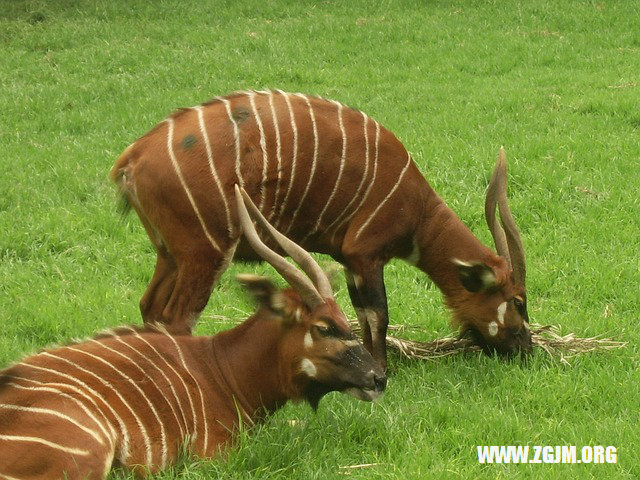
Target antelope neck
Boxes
[210,336,254,425]
[415,193,494,298]
[210,319,289,422]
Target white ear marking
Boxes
[497,302,507,325]
[482,270,497,287]
[488,321,499,336]
[270,292,285,310]
[304,331,313,349]
[300,358,317,377]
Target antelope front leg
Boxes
[345,262,389,372]
[345,269,372,353]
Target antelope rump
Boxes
[111,89,531,369]
[0,188,385,480]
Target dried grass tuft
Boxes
[350,322,626,364]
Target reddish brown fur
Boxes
[111,90,531,368]
[0,283,384,479]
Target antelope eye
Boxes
[313,324,331,336]
[513,296,524,309]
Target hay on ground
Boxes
[350,322,626,364]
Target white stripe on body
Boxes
[109,334,188,440]
[42,350,152,465]
[0,402,104,445]
[274,90,298,230]
[267,90,283,221]
[354,151,412,242]
[247,91,270,212]
[194,105,234,237]
[286,93,319,236]
[0,471,23,480]
[344,120,381,242]
[17,362,130,464]
[217,96,243,188]
[88,340,169,468]
[166,117,221,253]
[63,346,158,466]
[159,332,209,454]
[6,378,115,446]
[326,111,371,239]
[301,100,347,243]
[0,434,90,456]
[120,328,200,452]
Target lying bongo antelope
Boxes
[0,188,385,480]
[111,89,531,369]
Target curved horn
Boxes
[485,148,511,265]
[238,187,334,299]
[234,185,325,307]
[485,148,526,286]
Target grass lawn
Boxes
[1,0,638,478]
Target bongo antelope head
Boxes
[235,186,386,409]
[449,149,531,356]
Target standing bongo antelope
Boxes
[111,89,531,370]
[0,188,385,480]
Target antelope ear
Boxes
[452,259,497,293]
[236,274,286,313]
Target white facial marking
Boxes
[452,258,472,268]
[304,331,313,349]
[342,339,362,347]
[300,358,317,378]
[295,308,302,322]
[497,301,507,325]
[353,273,363,289]
[488,321,499,336]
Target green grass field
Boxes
[1,0,639,478]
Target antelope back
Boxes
[112,90,417,253]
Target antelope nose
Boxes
[374,373,387,392]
